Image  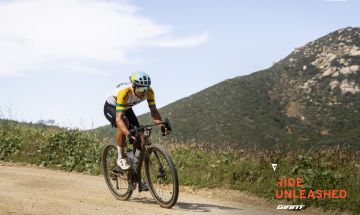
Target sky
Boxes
[0,0,359,129]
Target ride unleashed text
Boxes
[275,177,347,199]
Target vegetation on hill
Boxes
[136,27,360,150]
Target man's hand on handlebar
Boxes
[161,122,172,136]
[160,125,166,136]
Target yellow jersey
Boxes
[106,82,156,112]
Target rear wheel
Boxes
[102,144,132,200]
[144,144,179,208]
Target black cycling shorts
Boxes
[103,101,139,129]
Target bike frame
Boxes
[127,124,163,189]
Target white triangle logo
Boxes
[272,164,277,171]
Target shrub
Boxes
[38,130,102,174]
[0,129,22,159]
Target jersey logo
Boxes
[116,82,130,88]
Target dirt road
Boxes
[0,163,327,215]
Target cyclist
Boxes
[103,71,171,192]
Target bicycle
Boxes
[102,119,179,208]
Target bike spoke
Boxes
[147,148,174,203]
[103,145,131,199]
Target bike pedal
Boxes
[112,166,126,174]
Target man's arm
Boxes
[149,105,171,135]
[147,88,170,134]
[149,105,162,125]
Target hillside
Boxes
[97,27,360,150]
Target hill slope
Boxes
[98,27,360,150]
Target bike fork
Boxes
[153,150,166,178]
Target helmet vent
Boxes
[129,71,151,87]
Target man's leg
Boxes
[115,116,131,170]
[115,128,126,157]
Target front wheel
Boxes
[144,144,179,208]
[102,144,132,200]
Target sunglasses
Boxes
[136,86,149,93]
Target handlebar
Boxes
[128,118,171,137]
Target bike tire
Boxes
[102,144,132,200]
[144,144,179,208]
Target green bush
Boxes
[0,129,22,159]
[38,130,102,174]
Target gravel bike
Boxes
[102,119,179,208]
